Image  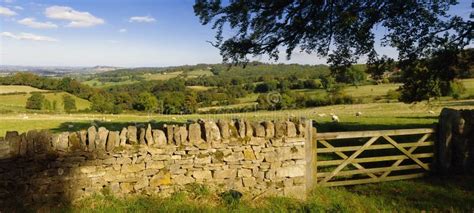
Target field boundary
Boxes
[306,125,435,188]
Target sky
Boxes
[0,0,472,67]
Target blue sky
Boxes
[0,0,472,67]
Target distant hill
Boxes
[0,65,123,76]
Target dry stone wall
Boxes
[0,119,308,207]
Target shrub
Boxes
[386,89,401,100]
[448,80,466,99]
[26,93,45,110]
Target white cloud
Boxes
[106,40,119,44]
[45,6,104,28]
[119,28,127,33]
[3,0,14,3]
[18,18,58,29]
[1,32,58,42]
[13,6,23,10]
[129,16,155,23]
[0,6,16,16]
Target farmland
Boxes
[0,85,91,113]
[1,98,473,137]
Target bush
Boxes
[26,93,45,110]
[448,80,466,99]
[386,89,401,100]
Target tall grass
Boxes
[45,176,473,212]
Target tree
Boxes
[52,100,58,111]
[90,93,113,113]
[43,99,52,111]
[137,92,159,113]
[26,93,45,110]
[63,95,77,113]
[194,1,472,102]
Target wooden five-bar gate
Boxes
[305,121,435,188]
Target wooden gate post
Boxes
[305,119,316,194]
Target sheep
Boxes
[331,114,340,122]
[356,112,362,117]
[428,110,435,114]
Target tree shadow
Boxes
[395,116,438,120]
[0,151,82,210]
[440,100,474,107]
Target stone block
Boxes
[243,148,256,160]
[88,126,97,150]
[276,165,305,178]
[286,121,297,137]
[69,132,81,151]
[145,124,154,145]
[238,168,252,178]
[139,127,146,145]
[150,171,171,187]
[121,163,145,173]
[213,169,237,179]
[188,123,202,143]
[119,127,128,146]
[242,177,256,187]
[96,127,109,150]
[262,121,275,138]
[217,120,230,139]
[274,121,286,138]
[127,126,138,144]
[152,129,166,147]
[192,170,212,180]
[172,175,194,185]
[107,131,120,152]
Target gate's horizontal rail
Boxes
[316,163,431,178]
[316,128,434,140]
[318,153,433,166]
[318,173,426,187]
[317,141,433,153]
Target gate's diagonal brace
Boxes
[383,135,430,171]
[319,136,380,184]
[318,140,378,179]
[380,133,430,178]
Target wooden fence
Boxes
[305,121,435,188]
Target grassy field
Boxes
[187,85,214,91]
[32,176,472,212]
[82,79,139,88]
[0,90,91,114]
[0,85,47,94]
[2,85,473,212]
[142,71,184,81]
[1,99,474,136]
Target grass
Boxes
[1,99,474,136]
[0,85,47,94]
[0,89,91,114]
[462,78,474,96]
[82,79,139,88]
[36,176,472,212]
[187,85,214,91]
[142,71,183,80]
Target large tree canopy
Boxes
[194,0,473,102]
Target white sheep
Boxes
[428,110,435,114]
[331,114,340,122]
[356,112,362,117]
